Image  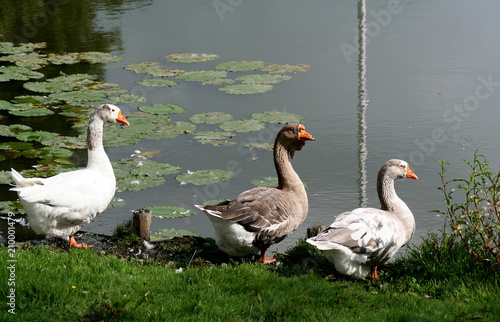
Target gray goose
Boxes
[10,104,129,247]
[307,159,418,279]
[196,124,314,263]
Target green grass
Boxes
[1,233,499,321]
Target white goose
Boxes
[196,124,315,263]
[307,159,418,279]
[10,104,129,247]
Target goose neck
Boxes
[86,115,112,173]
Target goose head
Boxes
[97,104,130,125]
[382,159,418,181]
[278,124,315,159]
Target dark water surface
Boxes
[1,0,499,254]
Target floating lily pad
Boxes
[0,52,48,69]
[109,94,147,103]
[251,176,278,187]
[244,142,273,151]
[146,206,194,218]
[9,107,55,117]
[116,174,166,192]
[0,42,46,55]
[0,66,45,82]
[260,63,311,74]
[23,81,73,93]
[130,162,181,176]
[16,131,56,142]
[0,142,33,151]
[79,52,123,63]
[189,112,234,124]
[218,84,273,95]
[215,60,266,72]
[236,74,292,84]
[0,201,25,215]
[138,103,184,115]
[220,119,266,132]
[150,228,199,241]
[0,171,14,185]
[0,124,32,137]
[192,131,236,146]
[165,53,220,63]
[251,111,305,124]
[136,78,179,87]
[154,121,197,139]
[47,53,81,65]
[109,197,126,208]
[21,146,73,160]
[124,62,184,77]
[49,90,106,104]
[176,169,234,186]
[175,70,228,82]
[0,100,12,110]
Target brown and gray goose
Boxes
[307,159,418,279]
[196,124,314,263]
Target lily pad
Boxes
[124,62,183,77]
[0,142,33,151]
[0,42,46,54]
[0,124,32,137]
[9,107,55,117]
[220,119,266,132]
[0,100,12,110]
[176,169,234,186]
[251,111,305,124]
[260,63,311,74]
[109,94,147,103]
[23,81,73,93]
[0,171,14,185]
[236,74,292,84]
[175,70,228,82]
[78,52,123,63]
[21,146,73,160]
[0,66,45,82]
[189,112,234,124]
[117,175,166,192]
[154,121,197,139]
[146,206,194,218]
[130,162,181,176]
[0,52,48,69]
[251,176,278,187]
[165,53,220,63]
[244,142,273,151]
[0,201,25,215]
[192,131,236,146]
[136,78,179,87]
[215,60,266,72]
[150,228,199,241]
[16,131,56,142]
[218,84,273,95]
[49,90,106,104]
[138,103,185,115]
[47,53,81,65]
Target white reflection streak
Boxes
[357,0,368,208]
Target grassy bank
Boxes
[1,233,499,321]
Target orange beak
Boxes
[405,166,418,180]
[298,124,315,142]
[116,110,130,125]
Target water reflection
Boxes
[356,0,368,208]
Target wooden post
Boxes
[133,208,151,241]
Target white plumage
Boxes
[10,104,129,247]
[307,159,418,279]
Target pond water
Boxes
[1,0,499,254]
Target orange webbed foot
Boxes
[69,235,93,248]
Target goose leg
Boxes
[371,266,379,279]
[259,249,277,264]
[69,235,92,248]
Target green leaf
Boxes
[0,52,48,69]
[215,60,266,72]
[220,119,266,132]
[0,66,45,82]
[78,52,123,63]
[244,142,273,151]
[251,176,278,187]
[192,131,236,146]
[236,74,292,84]
[218,84,273,95]
[136,78,179,87]
[130,162,181,176]
[146,206,195,218]
[150,228,199,241]
[138,103,185,115]
[176,169,234,186]
[9,108,55,117]
[109,94,147,103]
[165,53,220,63]
[16,131,57,142]
[251,111,305,124]
[260,63,311,74]
[189,112,234,124]
[175,70,228,82]
[124,62,183,77]
[0,42,46,54]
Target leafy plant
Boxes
[434,151,500,274]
